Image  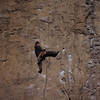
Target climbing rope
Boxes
[63,84,71,100]
[43,58,50,100]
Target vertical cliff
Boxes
[0,0,100,100]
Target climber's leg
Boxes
[44,51,59,57]
[37,55,45,65]
[38,62,42,73]
[37,51,59,73]
[37,54,46,73]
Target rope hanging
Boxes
[43,58,50,100]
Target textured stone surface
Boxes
[0,0,100,100]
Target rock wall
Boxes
[0,0,100,100]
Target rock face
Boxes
[0,0,100,100]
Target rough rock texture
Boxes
[0,0,100,100]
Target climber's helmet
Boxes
[35,41,40,46]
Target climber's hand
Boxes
[43,49,46,54]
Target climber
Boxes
[34,41,59,73]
